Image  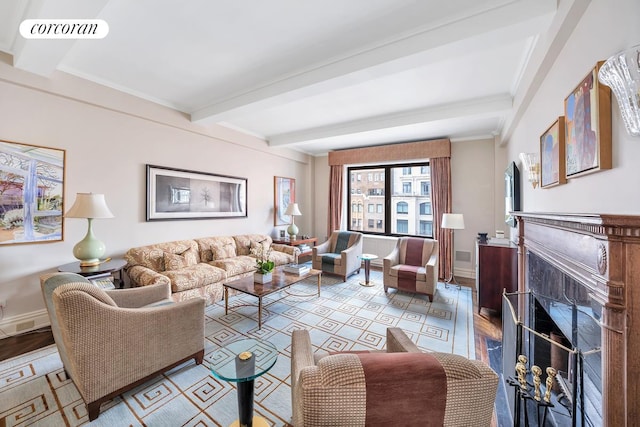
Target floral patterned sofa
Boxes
[124,234,298,304]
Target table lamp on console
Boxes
[285,202,302,241]
[65,192,114,267]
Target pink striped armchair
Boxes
[383,237,439,299]
[291,328,498,426]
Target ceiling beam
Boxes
[268,95,512,147]
[11,0,110,76]
[191,0,556,123]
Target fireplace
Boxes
[503,212,640,426]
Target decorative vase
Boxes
[254,272,272,283]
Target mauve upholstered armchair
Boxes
[291,328,498,427]
[40,272,205,421]
[312,230,363,281]
[383,236,439,299]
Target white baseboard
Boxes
[0,309,50,338]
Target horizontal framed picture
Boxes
[146,164,247,221]
[0,139,65,245]
[540,117,566,188]
[564,62,612,178]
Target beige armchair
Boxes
[40,272,205,421]
[312,230,363,280]
[291,328,498,426]
[383,236,438,299]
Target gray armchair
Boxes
[383,236,438,299]
[312,230,363,281]
[40,272,205,421]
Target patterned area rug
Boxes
[0,269,474,426]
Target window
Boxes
[420,181,430,196]
[419,221,433,236]
[347,162,432,237]
[352,203,357,212]
[420,202,432,215]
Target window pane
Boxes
[348,163,430,237]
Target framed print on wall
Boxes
[0,139,65,245]
[146,164,247,221]
[274,176,295,226]
[564,61,612,178]
[540,117,567,188]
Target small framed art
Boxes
[540,117,566,188]
[274,176,295,226]
[564,62,612,178]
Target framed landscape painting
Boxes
[146,165,247,221]
[564,62,612,178]
[274,176,295,226]
[540,117,566,188]
[0,139,65,245]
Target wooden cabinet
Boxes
[476,242,517,313]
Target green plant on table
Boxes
[251,244,275,274]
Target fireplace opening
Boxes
[502,251,603,426]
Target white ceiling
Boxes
[0,0,578,156]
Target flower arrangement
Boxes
[251,243,275,274]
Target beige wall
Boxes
[0,58,311,334]
[506,0,640,213]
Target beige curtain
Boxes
[430,157,451,281]
[328,164,344,238]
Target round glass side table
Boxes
[359,253,379,287]
[209,338,278,427]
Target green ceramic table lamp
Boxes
[65,193,114,267]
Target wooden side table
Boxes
[57,258,127,289]
[272,236,317,262]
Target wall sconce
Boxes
[598,43,640,137]
[519,153,540,188]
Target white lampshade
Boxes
[441,213,465,230]
[284,203,302,216]
[65,193,114,219]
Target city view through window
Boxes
[347,163,432,237]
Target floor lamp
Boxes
[442,213,465,289]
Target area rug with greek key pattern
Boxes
[0,269,474,426]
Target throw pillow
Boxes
[163,248,197,271]
[212,242,236,260]
[250,239,270,256]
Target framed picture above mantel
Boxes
[564,61,612,179]
[146,165,247,221]
[540,117,566,188]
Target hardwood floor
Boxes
[0,326,54,362]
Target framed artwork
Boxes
[540,117,567,188]
[504,161,520,228]
[564,62,612,178]
[274,176,295,226]
[0,139,65,245]
[146,164,247,221]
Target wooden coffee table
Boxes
[224,266,322,329]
